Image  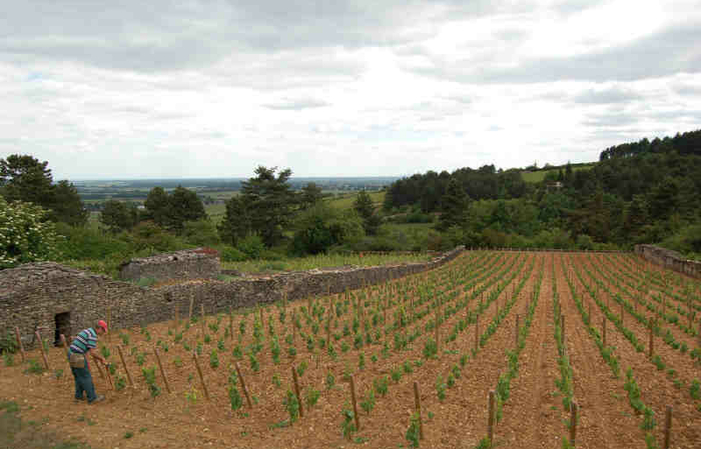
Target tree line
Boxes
[382,129,701,256]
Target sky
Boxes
[1,0,700,180]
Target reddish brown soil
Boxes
[1,251,700,449]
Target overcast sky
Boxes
[1,0,700,180]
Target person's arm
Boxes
[86,347,107,365]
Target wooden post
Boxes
[174,303,180,328]
[188,294,194,323]
[488,390,496,445]
[95,359,105,380]
[649,318,655,358]
[515,315,520,348]
[117,345,133,387]
[569,401,578,447]
[435,314,440,355]
[154,348,171,394]
[664,405,672,449]
[192,352,210,400]
[200,304,206,338]
[60,334,71,370]
[235,362,252,408]
[104,359,114,390]
[292,366,304,418]
[561,315,565,347]
[620,301,624,325]
[349,375,360,431]
[228,311,233,340]
[34,331,49,370]
[602,317,606,346]
[14,327,25,363]
[107,306,112,343]
[475,314,479,352]
[413,381,423,440]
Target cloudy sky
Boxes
[1,0,700,180]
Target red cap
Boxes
[97,320,108,332]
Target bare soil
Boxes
[1,251,699,449]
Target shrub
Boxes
[220,246,248,262]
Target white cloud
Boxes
[0,0,700,179]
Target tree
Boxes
[0,196,62,267]
[291,203,364,255]
[100,200,138,233]
[240,166,296,247]
[144,187,170,227]
[353,191,380,235]
[50,180,88,226]
[0,155,88,227]
[299,182,323,210]
[437,179,470,231]
[168,186,206,234]
[0,155,54,206]
[217,196,252,246]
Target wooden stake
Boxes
[107,306,112,343]
[664,406,672,449]
[35,331,49,370]
[488,390,496,445]
[154,347,171,394]
[475,315,479,352]
[104,358,114,390]
[14,327,25,363]
[200,304,206,338]
[515,314,520,349]
[602,317,607,346]
[174,303,179,328]
[117,345,133,387]
[620,301,624,325]
[570,401,578,447]
[235,362,252,408]
[413,381,423,440]
[60,334,71,370]
[193,352,210,400]
[349,375,360,431]
[649,318,655,358]
[188,294,194,323]
[228,311,233,340]
[292,366,304,418]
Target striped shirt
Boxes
[69,328,98,354]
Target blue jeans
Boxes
[69,354,97,402]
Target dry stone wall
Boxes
[1,247,464,349]
[635,244,701,279]
[118,248,220,282]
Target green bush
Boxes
[237,235,266,259]
[220,246,248,262]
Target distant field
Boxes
[325,191,385,211]
[521,163,595,183]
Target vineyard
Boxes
[2,251,700,449]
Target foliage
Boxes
[100,200,139,233]
[142,366,161,398]
[219,166,296,247]
[0,196,62,267]
[283,390,300,423]
[405,412,421,448]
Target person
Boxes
[68,320,109,404]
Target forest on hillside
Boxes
[383,129,701,257]
[1,129,700,274]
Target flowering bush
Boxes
[0,196,62,268]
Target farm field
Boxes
[1,251,700,449]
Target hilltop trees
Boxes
[143,185,206,234]
[437,179,470,232]
[218,166,296,247]
[354,191,380,235]
[0,154,87,226]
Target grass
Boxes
[521,164,596,183]
[221,251,434,273]
[1,400,92,449]
[323,191,385,211]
